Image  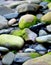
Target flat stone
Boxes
[36,35,51,43]
[0,6,14,16]
[2,52,15,65]
[0,28,14,34]
[24,48,36,53]
[4,12,19,19]
[16,3,40,13]
[0,47,9,52]
[14,53,41,63]
[26,0,42,4]
[0,15,8,29]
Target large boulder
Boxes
[23,52,51,65]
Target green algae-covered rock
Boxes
[48,3,51,10]
[0,34,24,48]
[36,35,51,43]
[23,52,51,65]
[11,28,37,42]
[19,14,37,29]
[41,12,51,24]
[11,29,25,37]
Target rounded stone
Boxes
[8,18,17,26]
[19,14,37,29]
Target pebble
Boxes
[24,48,36,53]
[4,12,19,19]
[46,25,51,32]
[23,53,51,65]
[0,6,14,16]
[0,47,9,52]
[16,3,40,13]
[2,52,15,65]
[39,29,47,36]
[8,18,17,26]
[0,28,14,34]
[36,35,51,43]
[0,15,8,29]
